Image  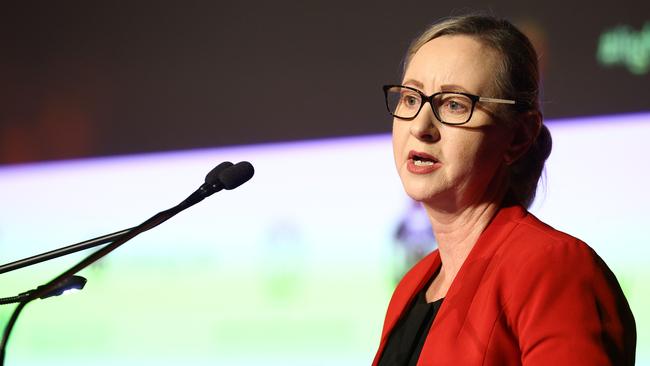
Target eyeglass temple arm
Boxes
[478,96,516,105]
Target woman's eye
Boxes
[442,98,469,114]
[402,94,420,107]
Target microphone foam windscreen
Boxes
[205,161,234,186]
[219,161,254,190]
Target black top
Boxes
[378,273,443,366]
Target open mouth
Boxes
[409,151,438,166]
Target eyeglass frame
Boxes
[382,84,518,125]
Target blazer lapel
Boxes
[417,206,525,365]
[373,250,442,365]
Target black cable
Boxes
[0,302,26,365]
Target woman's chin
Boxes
[401,182,463,211]
[402,185,445,204]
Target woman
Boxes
[373,15,636,365]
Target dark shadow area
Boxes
[1,1,648,164]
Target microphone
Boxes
[0,161,255,365]
[220,161,255,190]
[178,161,254,209]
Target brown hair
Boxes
[404,15,552,208]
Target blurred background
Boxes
[0,1,648,365]
[0,0,648,164]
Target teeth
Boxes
[414,160,434,166]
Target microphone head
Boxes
[205,161,234,188]
[219,161,254,190]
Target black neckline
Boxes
[377,267,444,366]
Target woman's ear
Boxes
[504,111,542,165]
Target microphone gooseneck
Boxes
[0,161,255,276]
[0,161,254,366]
[180,161,235,209]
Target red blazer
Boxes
[373,206,636,365]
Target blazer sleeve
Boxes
[504,238,636,366]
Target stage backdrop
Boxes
[1,112,649,365]
[2,2,648,164]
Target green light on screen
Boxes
[597,22,650,75]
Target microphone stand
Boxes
[0,228,135,275]
[0,161,253,366]
[0,197,187,365]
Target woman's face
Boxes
[392,35,515,211]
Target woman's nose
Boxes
[409,107,440,142]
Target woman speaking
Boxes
[373,15,636,365]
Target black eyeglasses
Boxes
[382,84,517,125]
